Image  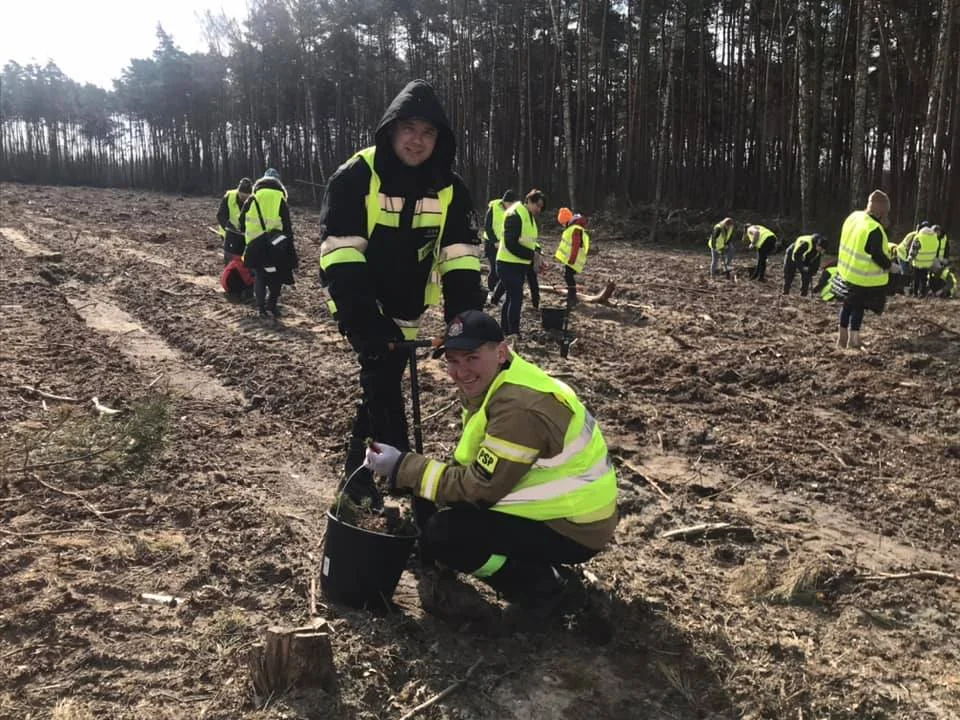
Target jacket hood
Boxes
[375,79,455,184]
[253,177,287,196]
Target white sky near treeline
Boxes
[3,0,243,89]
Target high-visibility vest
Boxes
[450,353,617,523]
[709,222,733,251]
[747,225,776,250]
[790,235,815,263]
[218,189,244,237]
[487,199,508,245]
[555,224,590,272]
[497,203,539,265]
[940,268,957,298]
[912,230,939,269]
[837,210,890,287]
[936,234,949,260]
[820,267,840,301]
[244,188,285,245]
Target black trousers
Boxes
[421,505,596,601]
[751,241,774,281]
[783,258,819,296]
[254,270,282,311]
[563,266,578,306]
[912,268,931,297]
[484,242,499,292]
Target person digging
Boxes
[364,310,618,633]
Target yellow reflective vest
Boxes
[218,189,243,237]
[244,188,285,245]
[837,211,890,287]
[709,222,733,251]
[911,230,939,269]
[555,224,590,273]
[487,199,508,245]
[497,203,539,265]
[451,353,617,524]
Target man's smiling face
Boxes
[444,342,509,398]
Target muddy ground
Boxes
[1,183,958,720]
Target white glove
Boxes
[364,442,402,478]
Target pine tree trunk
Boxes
[548,0,578,208]
[850,0,873,207]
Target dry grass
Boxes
[50,698,95,720]
[732,558,839,605]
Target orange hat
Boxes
[557,207,573,226]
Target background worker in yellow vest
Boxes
[708,217,736,279]
[239,168,297,319]
[318,79,484,510]
[364,311,617,625]
[497,189,545,336]
[930,265,957,298]
[782,233,826,296]
[555,207,590,307]
[932,224,949,263]
[743,224,777,281]
[483,189,517,293]
[908,223,941,297]
[216,177,252,264]
[835,190,894,350]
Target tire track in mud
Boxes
[2,224,342,525]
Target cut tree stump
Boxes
[248,619,337,696]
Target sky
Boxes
[3,0,243,89]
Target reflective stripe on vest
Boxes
[244,188,284,245]
[497,203,539,265]
[355,146,454,306]
[487,199,508,244]
[555,224,590,272]
[820,267,839,301]
[912,230,939,269]
[451,353,617,523]
[837,211,890,287]
[709,223,733,251]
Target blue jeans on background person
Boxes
[710,245,733,276]
[497,261,527,336]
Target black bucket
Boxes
[541,307,567,331]
[320,509,419,610]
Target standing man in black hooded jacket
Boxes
[319,79,484,508]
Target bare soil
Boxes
[1,182,958,719]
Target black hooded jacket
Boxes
[319,80,483,345]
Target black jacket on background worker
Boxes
[483,189,517,293]
[318,79,484,508]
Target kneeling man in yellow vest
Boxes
[364,310,618,613]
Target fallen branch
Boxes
[397,657,483,720]
[856,570,959,584]
[812,440,855,468]
[92,397,122,416]
[660,522,755,542]
[36,478,110,522]
[422,400,458,423]
[619,459,670,502]
[919,318,960,337]
[19,385,80,403]
[706,462,776,500]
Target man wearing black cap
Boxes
[216,177,253,265]
[319,79,485,509]
[483,189,518,293]
[365,310,618,623]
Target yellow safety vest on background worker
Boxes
[555,224,590,273]
[709,222,733,251]
[912,230,939,269]
[496,203,539,265]
[837,211,890,287]
[244,188,284,245]
[218,189,244,238]
[487,199,508,245]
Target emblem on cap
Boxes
[448,319,463,336]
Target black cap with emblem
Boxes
[435,310,504,355]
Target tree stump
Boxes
[248,618,337,696]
